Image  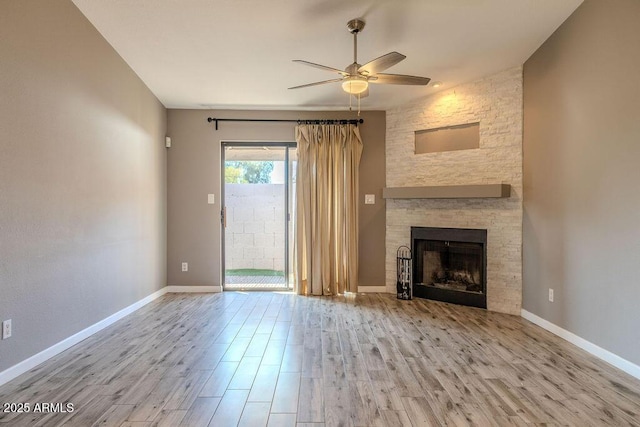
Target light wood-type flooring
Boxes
[1,292,640,426]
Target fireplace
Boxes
[412,227,487,308]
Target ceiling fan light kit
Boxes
[290,18,431,100]
[342,77,369,94]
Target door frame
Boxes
[220,141,296,291]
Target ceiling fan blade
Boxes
[358,52,406,75]
[293,60,347,76]
[288,78,344,90]
[370,73,431,85]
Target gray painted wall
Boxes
[523,0,640,365]
[0,0,167,372]
[166,110,386,288]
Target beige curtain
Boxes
[294,124,363,295]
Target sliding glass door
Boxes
[221,142,296,291]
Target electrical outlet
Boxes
[2,319,12,340]
[548,288,554,302]
[182,262,188,272]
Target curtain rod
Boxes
[206,117,363,131]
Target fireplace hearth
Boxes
[412,227,487,308]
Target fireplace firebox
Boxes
[412,227,487,308]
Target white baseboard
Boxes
[0,287,168,387]
[165,285,222,293]
[357,286,389,293]
[0,284,228,387]
[0,285,227,387]
[521,309,640,380]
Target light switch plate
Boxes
[208,194,215,204]
[365,194,375,205]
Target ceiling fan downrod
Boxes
[347,19,365,66]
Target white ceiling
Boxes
[72,0,582,111]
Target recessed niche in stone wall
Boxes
[415,122,480,154]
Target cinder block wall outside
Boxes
[225,184,285,271]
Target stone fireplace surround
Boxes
[384,67,523,315]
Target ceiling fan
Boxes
[289,18,431,97]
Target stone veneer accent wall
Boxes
[385,67,523,315]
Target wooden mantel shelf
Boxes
[382,184,511,199]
